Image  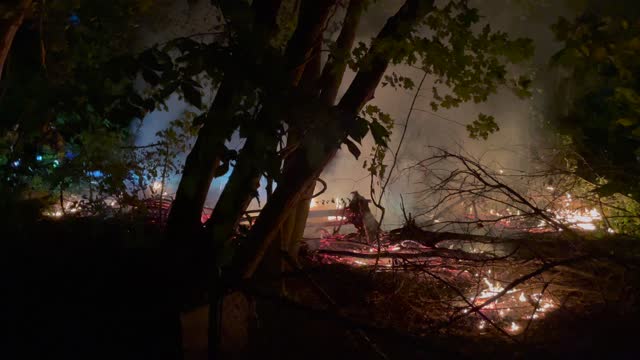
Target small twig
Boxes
[370,71,428,272]
[523,281,550,341]
[120,142,163,150]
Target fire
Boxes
[327,215,346,221]
[509,322,520,332]
[468,274,558,334]
[518,292,527,302]
[554,206,601,231]
[530,192,604,232]
[478,277,515,299]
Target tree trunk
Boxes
[167,0,284,238]
[204,126,276,245]
[285,0,337,86]
[203,0,337,249]
[319,0,365,105]
[277,0,366,267]
[0,0,32,80]
[166,79,240,237]
[234,0,436,280]
[234,145,338,279]
[277,42,323,267]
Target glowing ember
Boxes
[518,292,527,302]
[327,215,346,221]
[575,223,596,231]
[47,211,63,218]
[478,278,514,299]
[468,274,558,334]
[509,322,520,332]
[554,207,601,231]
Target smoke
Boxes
[320,0,578,228]
[131,0,579,226]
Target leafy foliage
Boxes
[550,5,640,198]
[467,113,499,140]
[0,0,228,214]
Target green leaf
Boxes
[617,118,636,127]
[466,113,499,140]
[142,68,160,86]
[181,83,203,109]
[348,116,370,144]
[343,138,361,159]
[593,182,625,197]
[214,160,230,178]
[192,112,207,127]
[369,120,390,147]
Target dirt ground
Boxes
[4,219,639,359]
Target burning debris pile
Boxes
[302,226,635,342]
[298,149,639,342]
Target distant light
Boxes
[11,160,20,167]
[89,170,104,178]
[36,155,43,161]
[69,13,80,26]
[53,160,60,168]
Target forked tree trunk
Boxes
[203,122,276,244]
[279,0,365,265]
[203,0,337,248]
[0,0,32,80]
[274,0,365,261]
[234,0,435,280]
[166,79,240,237]
[167,0,284,238]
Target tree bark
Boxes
[167,1,285,237]
[203,0,337,247]
[278,0,366,265]
[319,0,365,105]
[166,79,240,236]
[285,0,337,86]
[338,0,434,113]
[0,0,32,80]
[203,122,275,243]
[278,43,323,266]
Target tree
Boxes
[0,0,33,80]
[157,3,533,354]
[550,0,640,199]
[2,0,534,355]
[167,0,533,276]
